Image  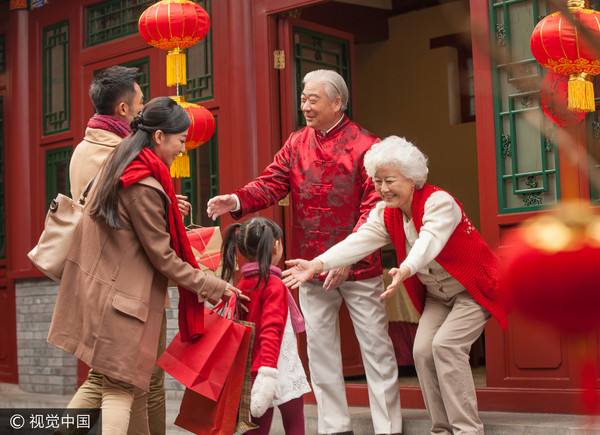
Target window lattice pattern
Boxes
[122,57,150,100]
[43,22,70,135]
[490,0,560,212]
[45,147,73,209]
[183,0,213,102]
[587,78,600,202]
[85,0,154,47]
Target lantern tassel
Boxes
[568,73,595,113]
[170,152,191,178]
[167,48,187,87]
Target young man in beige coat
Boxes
[67,65,173,435]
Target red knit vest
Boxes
[383,184,507,328]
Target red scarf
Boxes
[120,147,204,342]
[87,114,131,138]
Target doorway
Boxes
[276,0,484,388]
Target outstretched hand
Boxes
[380,265,411,300]
[282,259,323,289]
[206,194,237,221]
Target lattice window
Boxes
[0,35,6,74]
[293,27,352,127]
[0,97,4,258]
[183,0,213,102]
[587,79,600,202]
[181,117,219,227]
[85,0,154,47]
[123,57,150,100]
[43,22,70,135]
[490,0,560,212]
[45,147,73,208]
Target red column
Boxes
[5,6,33,276]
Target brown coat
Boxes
[48,177,227,391]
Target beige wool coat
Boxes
[48,177,227,391]
[69,127,122,201]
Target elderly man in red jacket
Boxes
[207,69,402,435]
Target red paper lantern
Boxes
[170,97,216,178]
[179,100,216,151]
[500,202,600,334]
[499,201,600,413]
[138,0,210,87]
[530,0,600,112]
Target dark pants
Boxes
[247,397,305,435]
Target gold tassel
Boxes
[170,152,191,178]
[166,48,187,87]
[568,72,595,113]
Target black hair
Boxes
[89,96,190,229]
[89,65,140,115]
[221,217,283,289]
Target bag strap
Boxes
[213,292,238,319]
[185,205,204,230]
[78,176,97,206]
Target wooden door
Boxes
[277,17,366,376]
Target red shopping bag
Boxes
[187,226,223,275]
[175,321,253,435]
[157,297,245,401]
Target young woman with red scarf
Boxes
[48,97,243,435]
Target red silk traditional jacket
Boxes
[233,116,382,281]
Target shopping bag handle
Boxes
[212,292,238,319]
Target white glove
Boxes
[250,366,279,418]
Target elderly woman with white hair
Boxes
[284,136,506,435]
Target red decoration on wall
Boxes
[138,0,210,87]
[530,1,600,112]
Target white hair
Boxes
[302,69,349,111]
[364,136,429,188]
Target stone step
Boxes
[2,383,599,434]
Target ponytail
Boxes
[221,223,241,283]
[223,217,283,290]
[255,223,275,289]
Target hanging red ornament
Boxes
[530,0,600,112]
[138,0,210,87]
[500,202,600,333]
[169,96,216,178]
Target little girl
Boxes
[221,217,311,435]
